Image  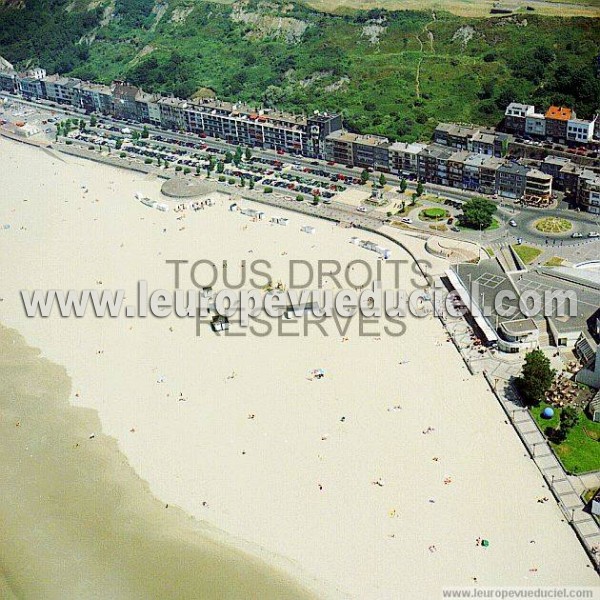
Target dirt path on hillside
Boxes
[414,11,436,99]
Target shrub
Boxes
[144,158,152,164]
[175,165,182,172]
[120,152,126,158]
[183,167,191,174]
[218,175,226,182]
[264,186,273,194]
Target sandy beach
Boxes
[0,136,597,598]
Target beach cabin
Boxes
[211,315,230,332]
[271,216,290,226]
[301,225,316,234]
[241,208,265,220]
[358,239,391,259]
[156,203,169,212]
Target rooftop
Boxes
[500,318,538,336]
[505,102,535,113]
[498,161,529,176]
[388,141,427,154]
[545,106,572,121]
[419,144,454,160]
[526,168,552,181]
[326,130,390,147]
[435,122,480,138]
[543,155,572,167]
[470,132,496,145]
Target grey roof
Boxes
[498,162,529,176]
[501,318,538,335]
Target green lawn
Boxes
[531,402,600,474]
[544,256,565,267]
[420,207,447,220]
[456,217,500,232]
[512,244,542,264]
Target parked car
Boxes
[509,220,517,227]
[571,232,583,238]
[588,231,599,238]
[357,206,367,213]
[401,217,412,224]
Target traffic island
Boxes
[534,217,572,235]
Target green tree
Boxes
[245,147,252,161]
[416,181,424,197]
[360,169,369,185]
[516,350,555,407]
[141,125,149,139]
[224,151,233,164]
[459,197,497,230]
[217,161,225,174]
[90,116,97,127]
[249,178,255,190]
[379,173,386,187]
[234,147,243,166]
[400,178,407,193]
[206,156,215,176]
[115,139,123,150]
[560,406,579,431]
[240,177,245,187]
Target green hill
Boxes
[1,0,598,141]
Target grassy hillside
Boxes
[1,0,599,141]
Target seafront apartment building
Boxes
[7,62,600,206]
[504,102,597,144]
[0,65,342,159]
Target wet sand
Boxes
[0,325,318,600]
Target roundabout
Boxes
[419,207,448,221]
[533,217,573,235]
